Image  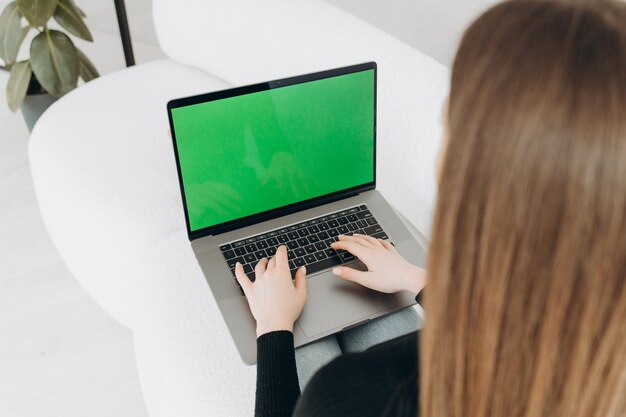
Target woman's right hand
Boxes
[330,234,426,295]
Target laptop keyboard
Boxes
[219,204,389,294]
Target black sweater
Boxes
[255,330,419,417]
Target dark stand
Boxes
[114,0,135,67]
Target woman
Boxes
[234,0,626,416]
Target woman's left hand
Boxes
[330,234,426,295]
[235,245,308,338]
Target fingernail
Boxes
[235,262,241,267]
[301,266,306,273]
[332,268,342,276]
[353,233,360,236]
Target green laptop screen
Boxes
[171,69,375,233]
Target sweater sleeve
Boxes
[255,331,301,417]
[293,332,419,417]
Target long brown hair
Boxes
[421,1,626,417]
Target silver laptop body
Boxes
[167,62,426,365]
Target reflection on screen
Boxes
[171,69,375,232]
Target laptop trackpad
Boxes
[297,266,398,338]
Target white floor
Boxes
[0,1,496,416]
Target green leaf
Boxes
[0,2,28,65]
[6,60,31,111]
[69,0,85,17]
[77,47,97,82]
[16,0,58,27]
[54,0,92,41]
[30,29,78,96]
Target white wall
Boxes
[327,0,501,67]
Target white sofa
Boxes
[28,0,449,415]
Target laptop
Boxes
[167,62,426,365]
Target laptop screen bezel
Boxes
[167,61,377,241]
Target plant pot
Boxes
[21,92,58,131]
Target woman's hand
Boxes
[331,234,426,295]
[234,245,308,338]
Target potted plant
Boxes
[0,0,99,130]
